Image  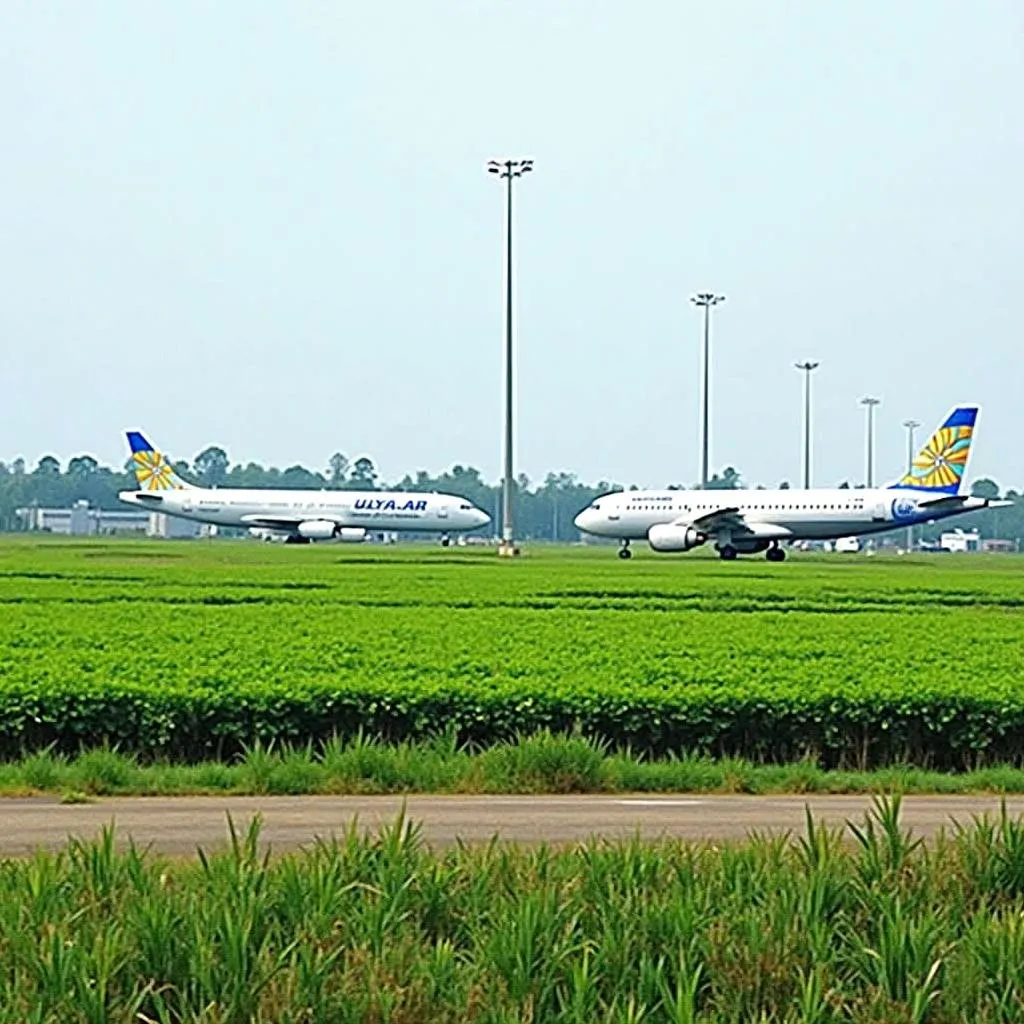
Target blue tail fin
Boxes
[889,406,978,494]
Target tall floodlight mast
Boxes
[690,293,725,487]
[861,397,882,487]
[795,361,820,488]
[487,158,534,555]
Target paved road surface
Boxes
[1,794,1022,856]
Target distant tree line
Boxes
[0,448,1020,544]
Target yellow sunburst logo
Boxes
[132,450,182,491]
[900,425,973,490]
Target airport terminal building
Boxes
[15,501,203,538]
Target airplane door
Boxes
[871,500,888,522]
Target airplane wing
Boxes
[684,507,752,533]
[917,495,970,511]
[240,514,314,529]
[917,495,1013,512]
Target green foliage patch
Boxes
[4,800,1024,1019]
[0,539,1022,769]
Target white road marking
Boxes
[614,799,705,807]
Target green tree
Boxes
[707,466,742,490]
[327,453,349,489]
[348,457,377,490]
[67,455,99,477]
[193,447,229,487]
[971,478,1000,500]
[280,465,326,490]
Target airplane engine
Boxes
[296,519,339,540]
[337,527,367,543]
[647,524,705,552]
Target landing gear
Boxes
[766,544,786,563]
[618,540,632,560]
[440,533,451,548]
[717,545,738,561]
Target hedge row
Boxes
[2,679,1024,770]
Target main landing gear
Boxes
[765,543,786,563]
[717,545,738,561]
[618,540,632,560]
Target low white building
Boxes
[147,512,206,539]
[16,502,203,538]
[939,529,981,553]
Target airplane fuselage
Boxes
[119,486,490,538]
[574,486,990,550]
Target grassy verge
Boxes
[7,731,1024,798]
[3,797,1024,1020]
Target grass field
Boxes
[1,537,1022,772]
[4,799,1024,1021]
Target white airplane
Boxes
[574,405,1008,562]
[118,432,490,544]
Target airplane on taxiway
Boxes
[574,405,1008,562]
[118,432,490,544]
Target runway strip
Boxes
[3,794,1024,856]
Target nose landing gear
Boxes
[440,533,451,548]
[618,540,632,560]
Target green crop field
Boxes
[0,537,1022,769]
[6,799,1024,1022]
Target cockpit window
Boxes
[459,504,472,510]
[592,503,601,510]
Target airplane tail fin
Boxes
[126,431,195,491]
[890,406,978,495]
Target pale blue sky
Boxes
[1,1,1021,489]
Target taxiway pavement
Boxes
[0,793,1020,856]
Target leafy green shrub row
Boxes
[4,677,1024,768]
[3,540,1023,771]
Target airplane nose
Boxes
[573,509,591,531]
[473,508,491,528]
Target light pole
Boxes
[487,158,533,555]
[902,419,920,550]
[795,361,819,489]
[690,293,725,487]
[902,419,920,478]
[861,397,881,487]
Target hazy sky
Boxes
[2,1,1021,490]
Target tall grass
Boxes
[6,732,1024,797]
[6,799,1024,1019]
